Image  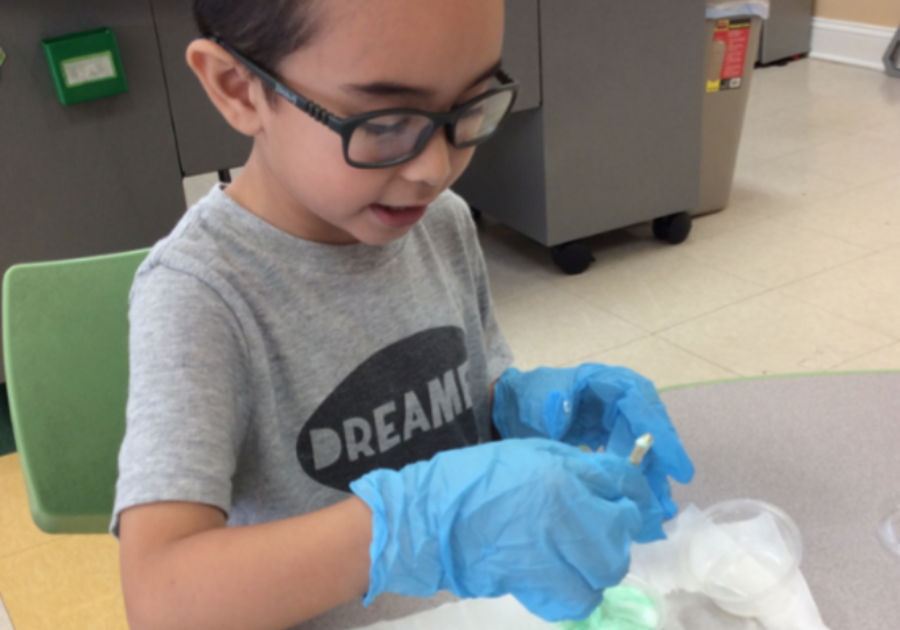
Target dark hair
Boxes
[193,0,320,99]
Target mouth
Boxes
[370,203,428,229]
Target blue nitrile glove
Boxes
[492,364,694,519]
[350,438,664,622]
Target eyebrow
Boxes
[342,59,503,99]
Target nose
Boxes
[398,126,453,187]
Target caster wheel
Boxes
[469,206,483,221]
[551,242,594,275]
[653,212,692,245]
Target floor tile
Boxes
[0,594,12,630]
[44,593,126,630]
[779,247,900,339]
[677,218,871,288]
[557,247,765,332]
[727,156,854,211]
[743,66,802,118]
[857,119,900,145]
[768,61,900,129]
[745,64,814,114]
[658,292,894,377]
[831,343,900,373]
[737,110,843,166]
[563,336,738,390]
[0,455,55,561]
[494,286,647,371]
[689,205,773,240]
[476,220,563,305]
[773,181,900,250]
[774,135,900,187]
[182,172,218,208]
[734,141,776,171]
[854,172,900,206]
[803,60,900,106]
[779,95,898,135]
[561,226,665,270]
[743,89,786,120]
[182,168,242,208]
[0,536,126,630]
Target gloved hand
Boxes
[350,438,664,622]
[492,364,694,519]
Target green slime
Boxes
[556,585,659,630]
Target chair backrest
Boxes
[2,249,149,533]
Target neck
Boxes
[225,148,358,245]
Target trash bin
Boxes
[695,1,767,216]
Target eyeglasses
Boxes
[213,37,519,169]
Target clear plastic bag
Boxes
[706,0,769,19]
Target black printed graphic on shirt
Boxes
[296,326,478,491]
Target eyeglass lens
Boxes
[347,89,515,166]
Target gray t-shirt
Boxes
[113,185,512,542]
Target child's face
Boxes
[242,0,505,245]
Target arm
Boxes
[119,498,372,630]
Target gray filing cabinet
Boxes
[0,1,188,380]
[0,1,186,265]
[453,0,706,273]
[758,0,813,64]
[150,0,251,177]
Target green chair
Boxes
[2,249,149,533]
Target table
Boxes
[301,373,900,629]
[665,372,900,630]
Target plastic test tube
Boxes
[629,434,654,466]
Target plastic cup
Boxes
[878,502,900,557]
[681,499,802,617]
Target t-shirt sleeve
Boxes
[111,265,251,537]
[448,193,514,382]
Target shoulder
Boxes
[407,189,491,288]
[133,186,256,301]
[140,186,231,266]
[417,189,479,251]
[425,188,475,229]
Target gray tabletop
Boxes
[664,372,900,630]
[302,372,900,630]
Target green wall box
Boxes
[42,27,128,105]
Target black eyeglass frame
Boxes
[212,37,520,169]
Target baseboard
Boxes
[810,17,896,71]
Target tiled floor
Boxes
[482,59,900,384]
[1,58,898,629]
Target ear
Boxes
[186,39,266,136]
